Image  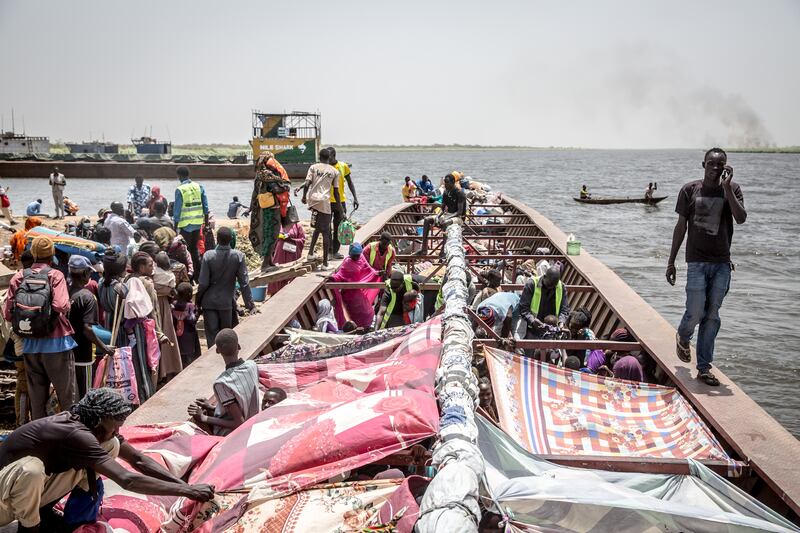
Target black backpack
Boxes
[12,267,57,338]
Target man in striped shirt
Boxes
[187,329,259,436]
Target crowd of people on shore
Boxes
[0,164,268,531]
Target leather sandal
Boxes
[697,370,720,386]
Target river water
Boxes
[2,149,798,437]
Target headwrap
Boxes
[478,306,496,327]
[30,236,54,261]
[586,349,607,373]
[10,217,43,260]
[25,217,42,231]
[315,298,338,332]
[349,242,363,257]
[102,250,128,278]
[153,226,177,251]
[70,387,132,430]
[612,355,644,382]
[610,327,635,342]
[138,241,160,259]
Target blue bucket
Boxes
[251,286,267,302]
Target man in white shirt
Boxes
[299,148,339,270]
[105,201,135,251]
[48,167,67,219]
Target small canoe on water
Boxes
[573,195,669,205]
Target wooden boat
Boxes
[574,195,668,205]
[129,197,800,524]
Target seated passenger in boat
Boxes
[187,329,260,436]
[314,299,339,333]
[517,267,570,339]
[584,349,614,377]
[580,185,591,199]
[262,387,287,410]
[566,307,595,365]
[564,355,582,371]
[416,174,435,195]
[416,174,467,256]
[375,271,420,329]
[612,355,645,382]
[478,378,498,423]
[401,176,418,202]
[471,268,503,309]
[401,291,424,325]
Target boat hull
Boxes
[127,197,800,522]
[574,195,668,205]
[0,160,311,180]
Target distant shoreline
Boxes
[48,143,800,155]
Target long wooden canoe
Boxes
[129,197,800,523]
[574,195,668,205]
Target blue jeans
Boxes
[677,262,731,372]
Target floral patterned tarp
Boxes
[85,319,442,532]
[484,346,731,460]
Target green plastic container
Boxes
[566,239,581,256]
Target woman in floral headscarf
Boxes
[249,152,290,272]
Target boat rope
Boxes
[416,221,485,532]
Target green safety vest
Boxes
[369,243,395,270]
[176,181,204,229]
[529,276,563,317]
[380,274,413,329]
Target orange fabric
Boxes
[266,157,289,182]
[10,217,43,260]
[25,217,42,231]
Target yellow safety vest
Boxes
[368,243,394,270]
[529,276,563,317]
[380,275,413,329]
[176,181,204,229]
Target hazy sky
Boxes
[1,0,798,148]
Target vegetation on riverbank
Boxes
[48,143,800,155]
